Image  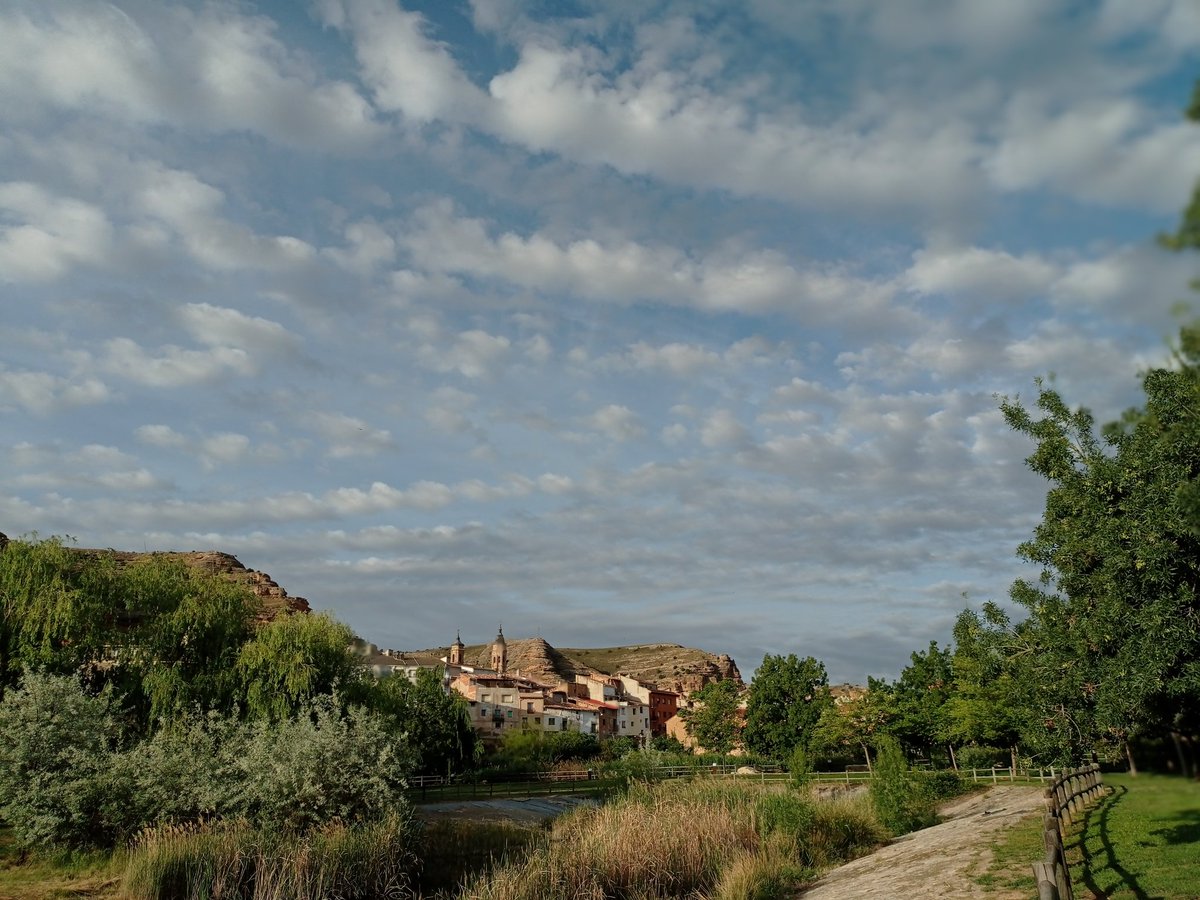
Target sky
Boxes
[3,0,1200,685]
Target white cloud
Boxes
[96,338,256,387]
[0,181,113,281]
[323,220,396,274]
[419,329,512,379]
[700,409,750,448]
[586,404,645,441]
[0,0,382,150]
[906,244,1059,300]
[318,0,488,124]
[402,202,902,322]
[135,424,186,448]
[132,163,317,272]
[308,411,395,458]
[200,433,252,466]
[179,303,303,356]
[986,95,1200,212]
[0,368,110,414]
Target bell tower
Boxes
[490,625,508,674]
[449,630,464,666]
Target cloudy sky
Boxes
[3,0,1199,684]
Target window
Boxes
[507,710,513,717]
[527,702,534,712]
[481,694,492,702]
[548,717,556,725]
[502,694,514,703]
[480,708,488,717]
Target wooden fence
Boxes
[1032,763,1105,900]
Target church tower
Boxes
[490,626,508,674]
[449,630,464,666]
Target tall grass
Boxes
[458,779,883,900]
[122,813,418,900]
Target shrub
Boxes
[869,735,937,835]
[0,678,413,849]
[955,745,1008,771]
[918,768,970,802]
[228,695,414,833]
[789,745,812,788]
[0,672,134,848]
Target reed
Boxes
[458,779,883,900]
[122,813,418,900]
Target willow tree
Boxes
[234,611,365,721]
[0,537,122,692]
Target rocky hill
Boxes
[59,542,311,620]
[426,636,742,693]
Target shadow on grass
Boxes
[1076,785,1148,900]
[1149,808,1200,846]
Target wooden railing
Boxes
[1033,763,1105,900]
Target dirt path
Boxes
[799,786,1045,899]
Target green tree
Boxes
[883,642,954,764]
[234,612,365,721]
[869,734,936,835]
[368,667,478,776]
[1000,356,1200,764]
[744,654,832,760]
[679,679,741,755]
[123,556,259,723]
[0,537,123,691]
[810,686,889,772]
[943,604,1030,769]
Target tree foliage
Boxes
[679,679,741,755]
[234,611,363,721]
[368,666,479,775]
[744,653,832,759]
[998,357,1200,761]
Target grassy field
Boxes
[0,828,120,900]
[976,772,1200,899]
[971,808,1043,895]
[1070,773,1200,899]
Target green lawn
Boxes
[1069,773,1200,900]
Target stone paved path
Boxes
[799,786,1045,899]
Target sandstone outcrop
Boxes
[423,636,742,692]
[69,546,311,620]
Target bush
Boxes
[869,736,937,835]
[0,676,414,849]
[0,672,134,848]
[918,769,970,802]
[232,695,414,832]
[955,745,1008,771]
[789,745,812,788]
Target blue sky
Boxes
[2,0,1199,684]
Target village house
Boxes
[616,674,681,737]
[355,627,738,751]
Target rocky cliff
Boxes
[426,637,742,693]
[67,544,311,620]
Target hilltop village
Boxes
[354,628,732,749]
